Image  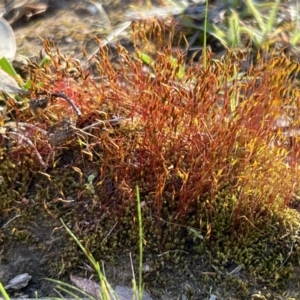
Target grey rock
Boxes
[4,273,32,290]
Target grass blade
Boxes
[46,278,96,299]
[203,0,209,68]
[0,282,10,300]
[245,0,265,31]
[0,56,24,86]
[228,10,240,47]
[265,0,280,35]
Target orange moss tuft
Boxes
[5,20,300,240]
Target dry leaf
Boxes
[0,17,16,60]
[70,274,153,300]
[70,274,101,299]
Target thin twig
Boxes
[271,242,294,276]
[4,122,48,136]
[129,252,136,286]
[17,122,48,136]
[102,222,117,244]
[157,249,189,257]
[9,131,48,169]
[82,21,132,68]
[52,92,82,116]
[82,117,130,131]
[1,214,21,229]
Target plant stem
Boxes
[136,186,143,300]
[203,0,209,68]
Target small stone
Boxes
[4,273,32,290]
[142,263,152,272]
[114,285,153,300]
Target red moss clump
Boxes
[8,20,300,239]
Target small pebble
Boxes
[4,273,32,290]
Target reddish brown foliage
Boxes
[7,20,300,235]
